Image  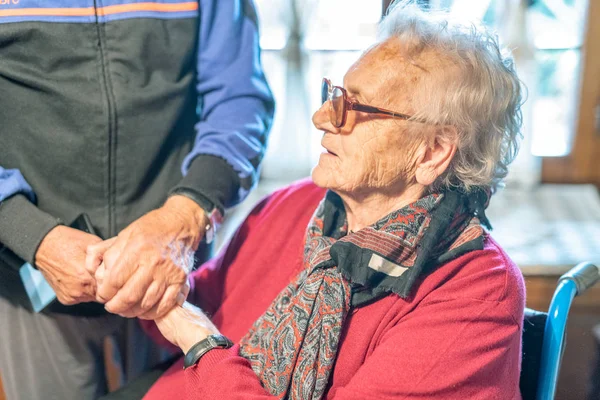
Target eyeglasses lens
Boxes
[331,87,345,128]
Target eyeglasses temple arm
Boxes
[351,103,413,120]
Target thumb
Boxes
[176,280,191,306]
[94,262,108,303]
[86,237,117,274]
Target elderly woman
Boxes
[137,2,525,399]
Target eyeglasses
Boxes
[321,78,416,128]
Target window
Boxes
[254,0,590,182]
[254,0,382,179]
[431,0,589,157]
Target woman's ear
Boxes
[414,126,457,186]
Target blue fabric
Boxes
[0,168,35,203]
[185,0,274,206]
[99,10,197,22]
[0,12,197,25]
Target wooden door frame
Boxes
[541,0,600,186]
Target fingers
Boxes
[104,269,154,317]
[95,263,105,284]
[138,281,189,320]
[180,279,190,304]
[175,292,185,307]
[140,281,163,311]
[120,280,164,319]
[104,272,188,319]
[86,237,117,274]
[138,284,182,320]
[96,267,119,304]
[156,284,184,318]
[95,245,137,303]
[94,263,107,302]
[174,280,191,307]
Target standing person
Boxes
[0,0,274,399]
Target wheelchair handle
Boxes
[559,261,600,296]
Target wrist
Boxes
[180,335,205,355]
[166,189,223,244]
[178,325,221,354]
[163,195,207,227]
[162,195,209,248]
[171,303,222,353]
[35,225,65,269]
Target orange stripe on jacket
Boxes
[98,2,197,16]
[0,2,198,18]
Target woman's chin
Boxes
[310,165,325,187]
[311,164,339,190]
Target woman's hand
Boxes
[155,301,221,354]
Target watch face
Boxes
[209,334,234,349]
[208,335,217,347]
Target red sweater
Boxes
[143,179,525,400]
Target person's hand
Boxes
[35,225,103,305]
[155,301,221,354]
[87,195,207,319]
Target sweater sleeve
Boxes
[181,295,523,400]
[169,0,274,213]
[0,167,62,269]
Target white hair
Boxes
[379,0,523,192]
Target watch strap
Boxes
[183,334,234,369]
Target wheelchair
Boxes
[520,262,600,400]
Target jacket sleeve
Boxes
[180,295,522,399]
[169,0,274,214]
[0,167,35,203]
[0,167,61,268]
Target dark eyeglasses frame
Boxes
[321,78,417,128]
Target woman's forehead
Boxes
[344,43,423,106]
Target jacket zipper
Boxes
[93,0,118,236]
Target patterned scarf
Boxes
[239,189,491,399]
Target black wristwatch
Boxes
[183,334,234,369]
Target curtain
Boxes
[493,0,542,188]
[261,0,319,180]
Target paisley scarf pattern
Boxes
[239,189,489,399]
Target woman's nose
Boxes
[312,102,339,134]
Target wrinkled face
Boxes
[311,39,426,197]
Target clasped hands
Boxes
[35,195,206,320]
